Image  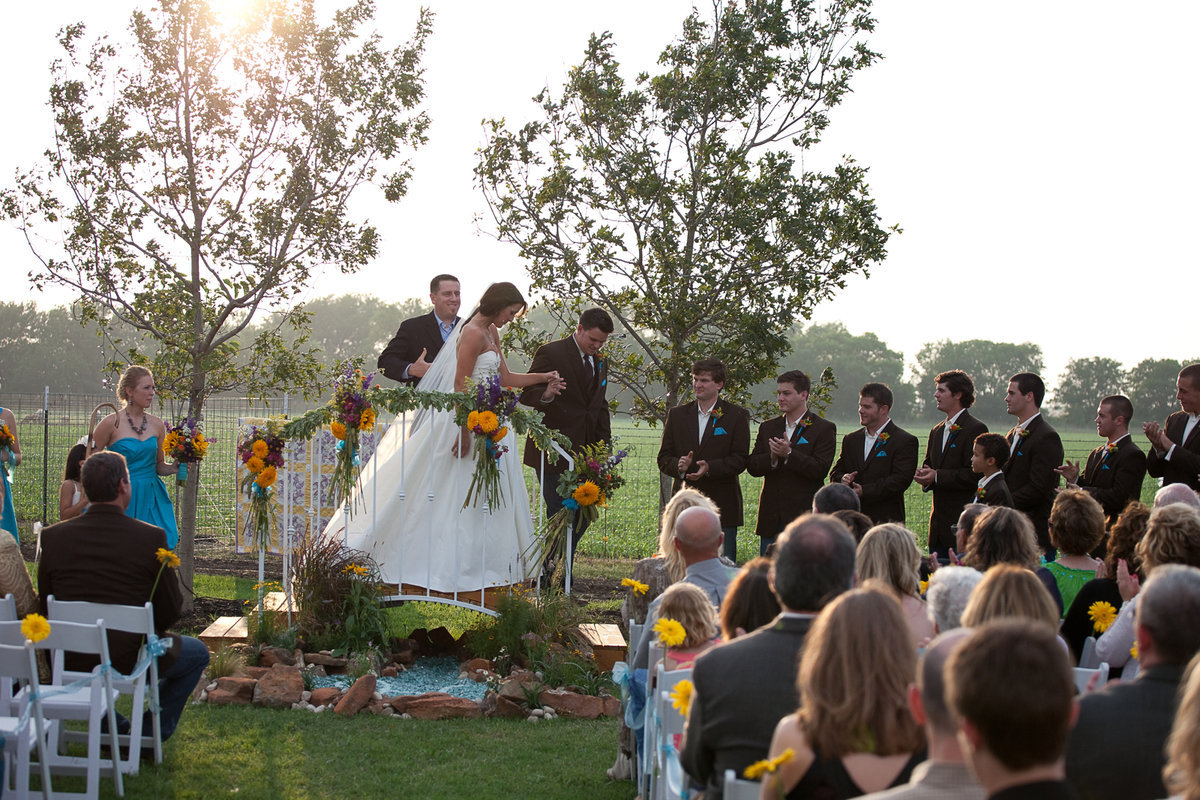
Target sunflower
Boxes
[156,547,181,568]
[467,410,481,431]
[670,679,693,715]
[477,411,499,434]
[21,613,50,644]
[246,455,265,474]
[1087,600,1118,634]
[255,465,278,488]
[359,408,376,430]
[621,577,649,596]
[252,439,269,458]
[491,426,508,443]
[573,480,601,506]
[330,420,347,441]
[654,617,687,647]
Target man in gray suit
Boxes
[680,514,856,800]
[1065,564,1200,800]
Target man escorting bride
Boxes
[320,282,564,595]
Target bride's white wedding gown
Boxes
[320,349,534,593]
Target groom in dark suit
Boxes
[520,308,614,565]
[377,274,461,384]
[1144,363,1200,492]
[914,369,989,557]
[1004,372,1064,554]
[830,382,919,524]
[746,369,836,556]
[1057,395,1147,530]
[657,358,752,562]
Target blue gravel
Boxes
[310,656,488,702]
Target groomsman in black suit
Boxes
[1057,395,1148,528]
[746,369,836,556]
[658,358,752,562]
[914,369,989,558]
[1003,372,1064,555]
[520,308,614,565]
[377,274,461,384]
[1144,363,1200,492]
[830,383,919,524]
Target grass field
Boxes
[5,395,1162,562]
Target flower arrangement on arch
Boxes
[328,363,376,514]
[237,421,286,549]
[163,418,209,485]
[453,374,519,509]
[527,441,629,582]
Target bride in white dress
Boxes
[321,282,563,594]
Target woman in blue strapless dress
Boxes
[89,366,179,549]
[0,406,22,540]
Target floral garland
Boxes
[163,417,209,485]
[237,420,286,549]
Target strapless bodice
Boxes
[471,350,501,380]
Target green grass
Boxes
[50,706,633,800]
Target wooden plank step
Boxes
[198,616,248,650]
[579,622,626,673]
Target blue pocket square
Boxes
[876,451,887,458]
[1102,464,1110,470]
[601,379,606,387]
[713,427,727,436]
[798,436,809,444]
[1017,450,1024,457]
[949,443,957,448]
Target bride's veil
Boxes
[409,309,476,430]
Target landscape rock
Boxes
[493,695,526,719]
[464,657,492,673]
[303,652,349,669]
[309,687,342,707]
[253,664,305,708]
[602,694,621,718]
[404,693,482,720]
[498,678,531,702]
[538,688,604,720]
[207,676,257,706]
[245,666,269,680]
[334,674,377,717]
[380,666,399,678]
[258,647,296,668]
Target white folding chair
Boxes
[0,594,18,622]
[1074,662,1110,693]
[1079,635,1099,668]
[653,664,692,800]
[0,641,53,800]
[724,768,762,800]
[46,598,163,773]
[640,641,666,800]
[628,621,643,660]
[0,619,125,799]
[1123,658,1140,681]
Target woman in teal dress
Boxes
[0,406,21,540]
[88,366,179,549]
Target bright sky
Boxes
[3,1,1196,390]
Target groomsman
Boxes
[746,370,837,555]
[1003,372,1064,554]
[1144,363,1200,491]
[1057,395,1148,528]
[377,274,461,383]
[520,308,614,566]
[658,358,751,562]
[914,369,989,557]
[830,383,919,524]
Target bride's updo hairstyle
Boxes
[477,282,528,318]
[117,365,153,406]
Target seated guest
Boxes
[0,527,36,617]
[961,564,1062,634]
[1155,482,1200,509]
[925,565,984,634]
[1061,501,1149,661]
[681,514,856,800]
[858,630,986,800]
[1043,490,1105,616]
[1163,652,1200,800]
[832,509,873,544]
[953,503,988,559]
[970,433,1013,507]
[1066,564,1200,800]
[623,487,720,625]
[764,588,926,798]
[1095,503,1200,668]
[58,442,88,521]
[963,506,1063,614]
[38,451,209,745]
[720,557,780,640]
[856,523,936,645]
[656,582,720,669]
[813,482,861,515]
[947,619,1078,799]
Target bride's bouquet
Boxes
[0,421,15,476]
[529,441,629,580]
[328,363,377,515]
[454,374,519,509]
[163,418,209,485]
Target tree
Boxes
[1126,358,1188,427]
[1054,357,1125,429]
[476,0,893,422]
[912,339,1044,425]
[2,0,431,599]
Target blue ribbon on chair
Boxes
[658,737,690,799]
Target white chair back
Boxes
[0,640,53,800]
[1079,635,1099,668]
[653,664,692,800]
[1123,658,1140,681]
[724,768,762,800]
[1074,662,1110,693]
[46,597,163,772]
[0,594,18,622]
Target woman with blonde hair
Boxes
[655,582,720,669]
[763,588,925,798]
[960,564,1061,631]
[1164,653,1200,800]
[856,523,936,645]
[88,365,179,548]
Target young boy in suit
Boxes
[971,433,1014,507]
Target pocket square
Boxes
[1102,464,1110,470]
[876,451,887,458]
[713,427,727,436]
[798,436,809,444]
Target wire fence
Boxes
[1,391,1163,561]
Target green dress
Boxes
[1045,560,1097,617]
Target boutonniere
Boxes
[799,416,812,428]
[1106,442,1118,456]
[711,405,723,421]
[1019,428,1030,439]
[976,487,987,500]
[878,432,890,443]
[949,423,961,434]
